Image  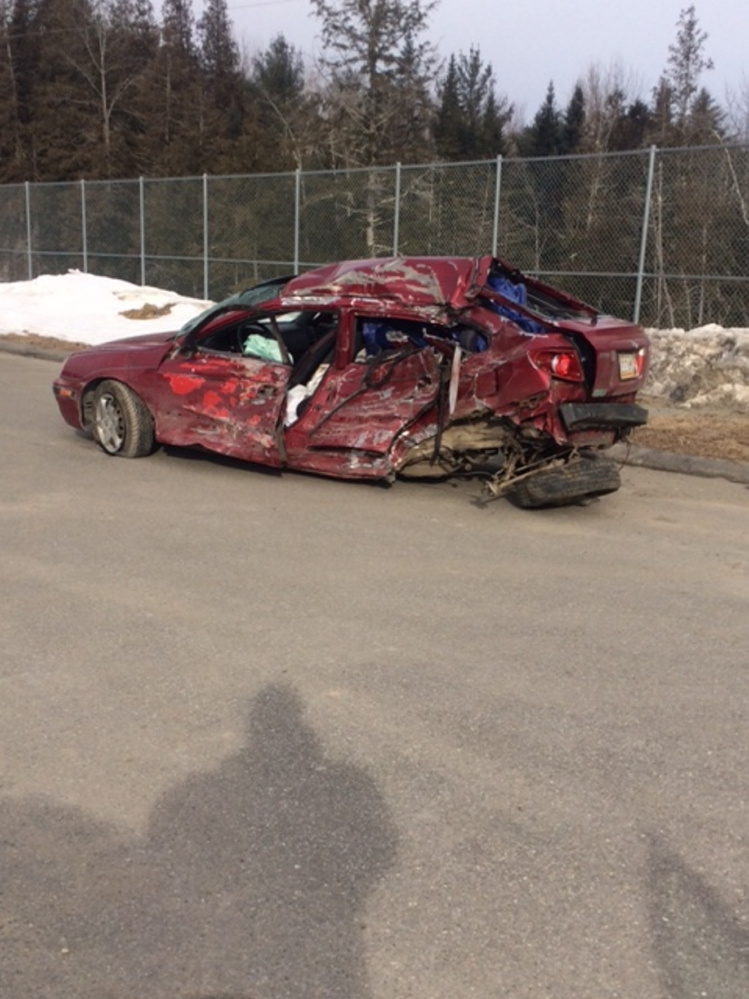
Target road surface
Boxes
[1,352,747,998]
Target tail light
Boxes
[531,348,585,382]
[636,347,648,377]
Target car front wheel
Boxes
[92,380,155,458]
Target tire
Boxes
[508,456,621,509]
[92,380,155,458]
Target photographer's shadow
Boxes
[0,684,399,999]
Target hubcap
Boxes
[95,393,125,453]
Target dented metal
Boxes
[53,255,650,501]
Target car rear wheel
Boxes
[92,380,155,458]
[508,455,621,509]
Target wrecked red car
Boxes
[53,256,649,507]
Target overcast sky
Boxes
[214,0,745,120]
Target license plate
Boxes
[618,352,638,379]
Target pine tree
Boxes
[649,76,674,145]
[560,83,585,154]
[26,0,102,179]
[688,86,725,143]
[6,0,42,153]
[247,34,317,170]
[198,0,237,80]
[162,0,193,56]
[608,97,651,150]
[522,82,562,157]
[434,47,511,160]
[666,4,713,129]
[251,34,304,105]
[110,0,157,44]
[196,0,245,168]
[652,4,716,145]
[479,91,510,157]
[433,55,461,159]
[65,0,162,177]
[136,0,201,174]
[384,30,435,163]
[0,0,31,180]
[310,0,437,167]
[105,0,158,174]
[454,46,492,157]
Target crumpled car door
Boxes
[303,348,442,455]
[154,351,290,466]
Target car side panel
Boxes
[154,352,290,465]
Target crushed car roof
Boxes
[280,256,489,310]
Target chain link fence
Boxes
[0,144,746,327]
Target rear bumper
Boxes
[560,402,648,432]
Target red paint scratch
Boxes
[166,373,204,396]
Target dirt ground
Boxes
[2,332,91,354]
[4,334,748,465]
[633,395,749,464]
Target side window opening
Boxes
[199,326,244,354]
[196,315,290,362]
[278,310,337,364]
[354,317,489,359]
[356,318,427,358]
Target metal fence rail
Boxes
[0,144,747,328]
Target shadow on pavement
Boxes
[0,684,399,998]
[647,833,748,999]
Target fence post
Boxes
[203,173,209,300]
[492,155,503,257]
[393,162,402,255]
[139,177,146,287]
[24,181,33,280]
[634,145,657,324]
[80,179,88,273]
[294,168,301,272]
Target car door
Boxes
[154,318,291,466]
[299,316,442,456]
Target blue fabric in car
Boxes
[487,274,546,333]
[362,321,427,354]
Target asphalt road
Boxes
[1,351,747,999]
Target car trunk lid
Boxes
[560,317,649,398]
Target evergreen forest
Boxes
[0,0,742,185]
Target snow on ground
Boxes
[0,271,747,410]
[0,271,210,343]
[645,326,749,409]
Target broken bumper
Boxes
[560,402,648,432]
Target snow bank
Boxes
[645,326,749,410]
[0,271,210,343]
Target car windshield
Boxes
[178,276,293,336]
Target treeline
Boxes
[0,0,740,184]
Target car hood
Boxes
[79,330,180,353]
[60,329,180,379]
